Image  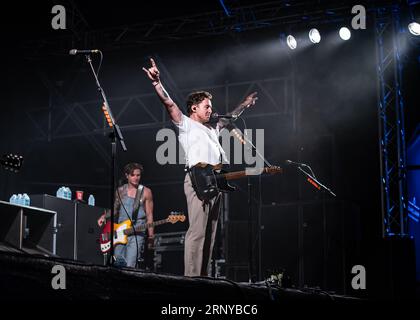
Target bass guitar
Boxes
[99,212,185,254]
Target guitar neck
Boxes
[125,218,169,236]
[222,170,247,181]
[223,167,272,181]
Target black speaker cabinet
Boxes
[225,221,254,265]
[224,220,260,282]
[0,200,56,256]
[154,249,184,275]
[31,194,76,259]
[366,237,416,299]
[260,200,361,294]
[153,231,185,275]
[30,194,105,265]
[260,204,300,285]
[225,265,249,282]
[75,202,103,265]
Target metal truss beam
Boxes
[26,77,292,141]
[23,1,367,58]
[375,5,408,237]
[34,70,111,166]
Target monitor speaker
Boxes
[30,194,105,265]
[75,202,104,265]
[30,194,76,259]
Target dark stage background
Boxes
[0,1,418,298]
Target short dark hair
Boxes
[123,162,144,175]
[186,91,212,114]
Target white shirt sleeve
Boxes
[172,114,189,132]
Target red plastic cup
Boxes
[76,190,84,201]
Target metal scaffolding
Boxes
[26,77,292,142]
[375,5,408,237]
[23,1,356,58]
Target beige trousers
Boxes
[184,173,221,276]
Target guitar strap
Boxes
[131,184,144,223]
[185,165,199,195]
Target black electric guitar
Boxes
[0,154,23,173]
[189,163,283,201]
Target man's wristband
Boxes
[152,81,159,86]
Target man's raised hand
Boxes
[243,92,258,108]
[142,58,160,82]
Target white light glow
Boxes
[408,22,420,36]
[287,35,297,49]
[309,28,321,43]
[339,27,351,40]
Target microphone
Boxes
[69,49,100,55]
[285,159,308,167]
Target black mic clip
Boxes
[69,49,100,55]
[285,160,309,168]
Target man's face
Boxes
[126,169,141,186]
[193,98,212,123]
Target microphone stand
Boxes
[229,120,273,283]
[84,53,127,266]
[293,163,335,289]
[295,165,336,197]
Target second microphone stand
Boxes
[229,120,273,283]
[295,164,336,197]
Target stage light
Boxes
[408,22,420,36]
[308,28,321,43]
[286,35,297,49]
[339,27,351,40]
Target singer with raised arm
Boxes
[143,58,258,277]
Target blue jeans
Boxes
[114,234,145,268]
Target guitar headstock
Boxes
[265,166,283,174]
[1,154,23,173]
[167,212,186,224]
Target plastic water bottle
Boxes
[88,194,95,206]
[10,194,17,204]
[23,193,30,206]
[62,187,68,200]
[62,187,67,199]
[20,194,26,205]
[17,194,23,205]
[57,186,66,199]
